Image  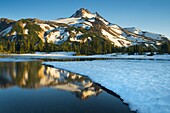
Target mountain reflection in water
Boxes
[0,61,102,100]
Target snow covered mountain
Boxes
[0,8,169,48]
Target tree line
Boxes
[0,37,170,55]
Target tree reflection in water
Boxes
[0,61,102,100]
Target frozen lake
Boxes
[44,59,170,113]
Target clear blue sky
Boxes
[0,0,170,37]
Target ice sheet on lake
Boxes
[43,60,170,113]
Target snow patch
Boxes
[109,24,120,29]
[98,17,109,25]
[109,24,123,35]
[38,24,55,31]
[144,32,162,40]
[11,31,17,35]
[125,27,143,35]
[126,36,145,42]
[70,23,91,30]
[11,35,17,42]
[24,29,29,34]
[81,13,96,18]
[83,37,92,43]
[45,28,69,45]
[84,21,93,26]
[101,29,131,47]
[22,23,26,28]
[110,27,123,35]
[125,27,165,41]
[88,37,92,41]
[0,26,12,36]
[54,17,93,30]
[54,18,81,24]
[88,18,95,22]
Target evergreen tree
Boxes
[10,42,16,53]
[161,42,170,53]
[0,43,4,52]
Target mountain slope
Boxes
[0,8,169,53]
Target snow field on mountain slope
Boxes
[43,60,170,113]
[101,29,131,47]
[125,27,164,41]
[54,17,92,30]
[54,18,81,24]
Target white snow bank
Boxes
[115,54,170,60]
[43,60,170,113]
[1,53,170,60]
[15,52,75,57]
[0,52,76,61]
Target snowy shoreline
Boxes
[0,53,170,61]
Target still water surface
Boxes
[0,61,133,113]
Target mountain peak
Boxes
[78,8,91,14]
[71,8,95,18]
